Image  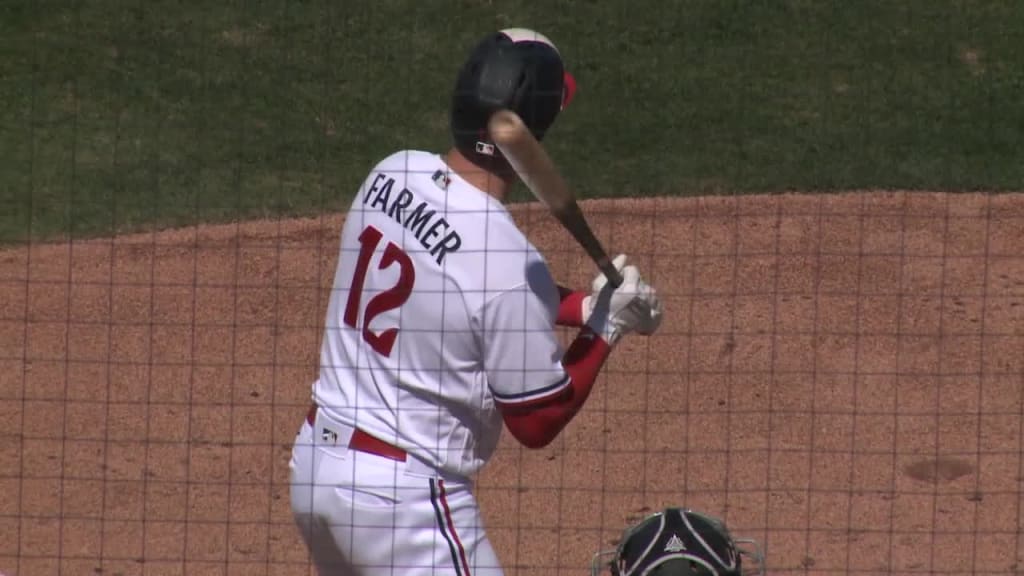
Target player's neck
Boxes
[443,148,514,202]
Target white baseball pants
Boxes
[289,407,504,576]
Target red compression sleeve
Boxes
[499,327,612,449]
[556,285,587,327]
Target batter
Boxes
[289,28,664,575]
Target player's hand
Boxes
[593,255,663,336]
[583,254,663,345]
[582,254,664,332]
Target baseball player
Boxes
[289,28,663,575]
[590,507,766,576]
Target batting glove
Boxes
[582,254,663,345]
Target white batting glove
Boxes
[582,254,663,345]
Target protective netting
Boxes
[2,2,1022,575]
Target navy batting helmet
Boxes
[591,508,766,576]
[449,28,576,165]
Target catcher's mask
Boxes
[449,27,575,167]
[591,508,766,576]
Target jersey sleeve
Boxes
[477,269,571,406]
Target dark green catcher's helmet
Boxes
[591,508,765,576]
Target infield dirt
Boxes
[1,191,1022,575]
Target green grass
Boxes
[2,0,1023,243]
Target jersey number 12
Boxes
[343,225,416,357]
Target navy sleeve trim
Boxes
[492,373,571,403]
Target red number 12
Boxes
[343,225,416,357]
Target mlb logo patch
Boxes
[432,169,450,190]
[474,141,496,156]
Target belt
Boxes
[306,403,407,462]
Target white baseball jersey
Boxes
[312,149,570,478]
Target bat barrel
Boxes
[488,109,622,288]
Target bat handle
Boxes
[555,203,624,290]
[598,258,624,289]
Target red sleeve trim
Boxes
[556,286,587,327]
[498,327,611,448]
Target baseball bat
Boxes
[487,109,624,288]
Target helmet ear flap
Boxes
[468,48,527,157]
